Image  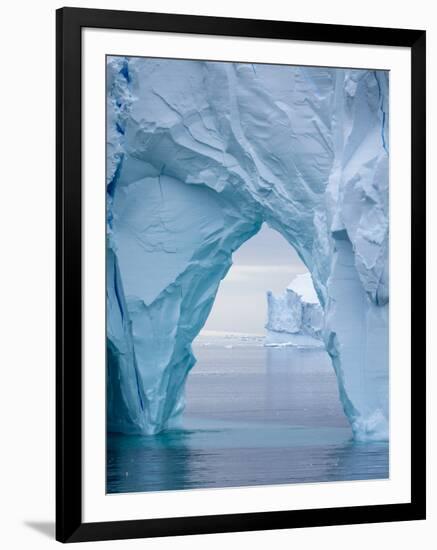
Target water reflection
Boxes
[107,429,388,493]
[324,440,389,482]
[107,345,388,494]
[265,347,349,428]
[107,431,193,493]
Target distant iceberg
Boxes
[265,273,324,348]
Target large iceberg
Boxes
[265,273,324,348]
[106,56,389,441]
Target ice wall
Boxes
[265,273,324,348]
[106,57,389,440]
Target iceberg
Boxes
[265,273,324,348]
[106,57,389,441]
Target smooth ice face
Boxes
[106,57,389,441]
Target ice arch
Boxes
[106,57,389,441]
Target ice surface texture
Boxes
[265,273,324,348]
[106,57,389,441]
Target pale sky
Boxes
[201,224,307,335]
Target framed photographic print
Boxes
[56,7,426,543]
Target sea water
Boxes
[107,340,388,493]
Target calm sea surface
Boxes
[107,343,388,493]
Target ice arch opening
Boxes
[106,56,389,441]
[200,223,307,337]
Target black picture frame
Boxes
[56,6,426,543]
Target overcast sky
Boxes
[201,224,307,335]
